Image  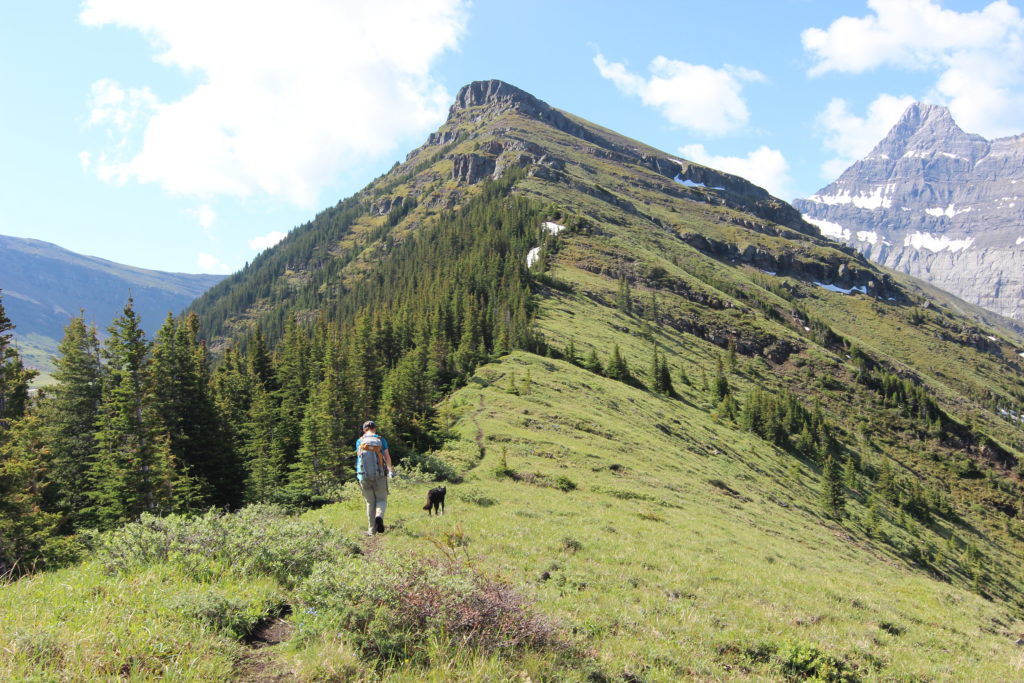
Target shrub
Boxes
[93,505,360,588]
[458,487,497,507]
[774,641,856,682]
[295,552,565,665]
[554,477,577,492]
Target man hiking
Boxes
[356,420,393,535]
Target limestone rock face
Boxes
[794,103,1024,320]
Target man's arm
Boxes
[383,448,393,474]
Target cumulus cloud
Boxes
[80,0,468,206]
[249,231,287,251]
[679,144,793,199]
[595,54,763,135]
[803,0,1024,138]
[815,94,915,178]
[197,252,231,274]
[188,204,216,230]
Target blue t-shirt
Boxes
[355,434,388,480]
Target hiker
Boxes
[356,420,393,535]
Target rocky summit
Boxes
[794,103,1024,321]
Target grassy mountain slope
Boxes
[0,234,224,379]
[8,80,1024,680]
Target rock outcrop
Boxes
[794,103,1024,320]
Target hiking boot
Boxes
[375,516,385,534]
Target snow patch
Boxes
[940,152,963,160]
[526,247,541,268]
[803,216,850,241]
[674,175,725,191]
[814,282,867,295]
[1016,236,1024,245]
[542,221,566,235]
[904,232,974,253]
[987,335,998,342]
[807,186,892,210]
[924,204,971,218]
[856,230,878,245]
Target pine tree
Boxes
[151,313,236,506]
[88,299,184,527]
[292,347,348,499]
[615,274,632,314]
[274,315,311,462]
[243,383,288,504]
[379,347,434,454]
[711,371,730,403]
[726,340,737,372]
[606,344,632,383]
[564,338,577,365]
[0,413,58,575]
[583,348,603,376]
[39,314,102,531]
[651,348,674,396]
[821,455,846,519]
[0,292,35,428]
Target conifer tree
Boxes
[651,348,674,396]
[151,313,235,505]
[292,347,348,499]
[210,348,255,468]
[615,273,632,313]
[821,455,846,519]
[0,292,34,428]
[274,315,311,461]
[89,299,184,527]
[606,344,632,383]
[379,346,434,454]
[243,383,288,504]
[39,314,102,530]
[247,328,277,392]
[583,348,603,376]
[0,413,58,575]
[711,371,730,403]
[564,338,577,365]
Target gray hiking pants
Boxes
[360,476,388,532]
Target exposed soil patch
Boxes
[237,606,294,682]
[244,605,293,648]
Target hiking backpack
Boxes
[358,434,386,481]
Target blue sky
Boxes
[2,0,1021,274]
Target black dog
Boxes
[423,486,446,516]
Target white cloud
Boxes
[78,151,91,172]
[803,0,1024,138]
[815,94,915,178]
[249,231,287,251]
[595,54,763,135]
[679,144,793,199]
[188,204,216,230]
[197,252,231,274]
[80,0,468,206]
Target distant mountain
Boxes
[0,235,225,376]
[794,103,1024,321]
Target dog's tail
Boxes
[423,500,432,511]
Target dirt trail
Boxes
[236,607,294,682]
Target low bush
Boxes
[295,551,566,665]
[93,505,360,587]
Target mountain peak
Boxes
[449,79,552,120]
[868,102,983,160]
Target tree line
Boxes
[0,175,550,574]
